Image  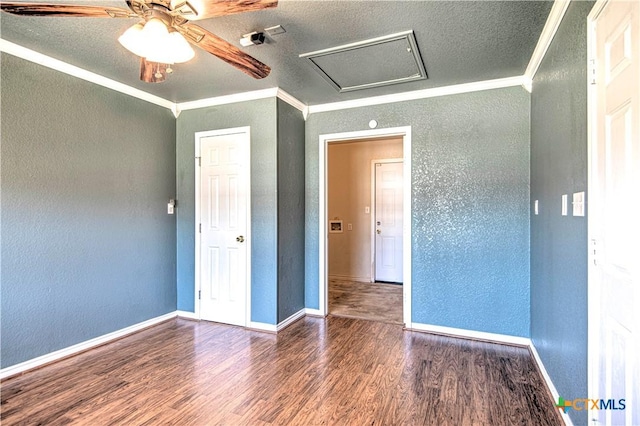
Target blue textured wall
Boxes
[1,54,177,368]
[276,99,306,322]
[175,99,278,324]
[306,87,531,337]
[530,2,593,424]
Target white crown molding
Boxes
[176,88,279,112]
[524,0,572,82]
[276,88,309,118]
[307,76,527,115]
[0,312,177,380]
[0,39,175,110]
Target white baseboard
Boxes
[247,321,277,333]
[304,308,325,317]
[529,343,574,426]
[277,309,306,332]
[0,312,177,380]
[409,322,531,347]
[176,310,199,320]
[328,274,372,283]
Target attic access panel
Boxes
[300,30,427,93]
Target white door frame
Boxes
[370,158,404,282]
[194,126,252,326]
[319,126,412,327]
[587,0,602,408]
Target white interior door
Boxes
[590,1,639,424]
[374,161,403,283]
[198,130,249,327]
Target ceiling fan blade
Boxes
[179,23,270,79]
[0,2,135,18]
[186,0,277,20]
[140,58,168,83]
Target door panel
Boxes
[592,1,639,424]
[199,131,248,326]
[374,161,403,283]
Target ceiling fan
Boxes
[0,0,276,82]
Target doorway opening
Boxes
[319,127,412,327]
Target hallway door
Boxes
[374,161,403,283]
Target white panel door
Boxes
[199,131,248,326]
[591,1,639,425]
[374,161,403,283]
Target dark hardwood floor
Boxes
[329,278,403,325]
[1,317,562,425]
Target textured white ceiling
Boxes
[0,0,553,105]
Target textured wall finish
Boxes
[176,98,279,324]
[1,53,177,368]
[306,86,531,337]
[276,99,306,322]
[530,2,593,425]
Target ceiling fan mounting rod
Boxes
[145,6,172,26]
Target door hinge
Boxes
[196,156,201,166]
[198,290,201,300]
[589,59,597,85]
[199,223,202,233]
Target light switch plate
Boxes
[562,194,568,216]
[573,191,585,217]
[534,200,539,215]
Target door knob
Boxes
[376,229,381,234]
[236,235,245,243]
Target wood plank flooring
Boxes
[329,278,403,325]
[1,317,562,425]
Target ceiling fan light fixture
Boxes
[118,22,146,57]
[165,31,195,63]
[119,19,195,64]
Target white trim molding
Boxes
[0,312,177,380]
[277,309,306,332]
[307,76,526,115]
[177,88,278,112]
[304,308,325,317]
[0,40,310,118]
[0,39,174,110]
[176,310,199,320]
[524,0,572,82]
[248,322,278,333]
[409,322,531,347]
[529,344,575,426]
[277,88,308,117]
